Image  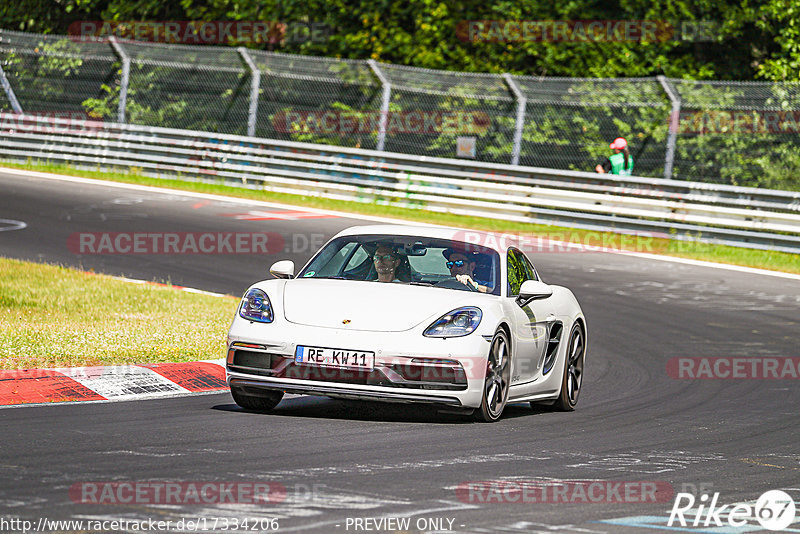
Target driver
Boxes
[444,249,491,293]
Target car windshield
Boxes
[297,235,501,295]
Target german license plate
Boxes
[295,345,375,370]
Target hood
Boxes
[282,279,470,332]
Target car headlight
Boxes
[239,288,274,323]
[424,307,482,337]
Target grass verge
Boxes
[0,257,237,370]
[2,160,799,274]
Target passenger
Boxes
[373,244,402,282]
[444,249,491,293]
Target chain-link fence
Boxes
[121,40,252,134]
[0,31,117,114]
[666,79,800,187]
[377,64,517,164]
[249,50,382,149]
[2,28,800,190]
[514,77,671,174]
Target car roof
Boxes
[333,224,511,253]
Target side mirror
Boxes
[269,260,294,279]
[516,279,553,307]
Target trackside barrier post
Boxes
[368,59,391,152]
[238,48,261,138]
[658,75,681,180]
[108,37,130,124]
[504,74,527,166]
[0,63,23,114]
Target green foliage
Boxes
[5,0,800,189]
[0,256,235,369]
[1,0,793,81]
[752,143,800,190]
[755,0,800,80]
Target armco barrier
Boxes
[1,112,799,253]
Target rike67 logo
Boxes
[669,490,796,531]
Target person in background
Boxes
[596,137,634,176]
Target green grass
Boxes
[3,160,799,274]
[0,257,237,370]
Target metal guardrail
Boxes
[1,112,799,254]
[4,29,800,186]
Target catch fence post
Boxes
[238,48,261,138]
[0,63,22,114]
[503,73,526,166]
[109,37,130,124]
[368,59,391,152]
[658,75,681,180]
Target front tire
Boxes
[231,388,284,412]
[475,329,511,422]
[554,323,585,411]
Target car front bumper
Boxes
[226,318,492,409]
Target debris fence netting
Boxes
[2,28,800,188]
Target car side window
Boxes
[507,248,530,296]
[342,244,369,272]
[520,252,539,282]
[318,241,356,275]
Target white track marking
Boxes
[0,218,27,232]
[52,365,190,400]
[0,166,427,225]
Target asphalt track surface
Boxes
[1,169,799,534]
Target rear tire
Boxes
[474,329,511,422]
[231,388,284,412]
[554,323,585,411]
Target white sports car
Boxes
[226,225,586,422]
